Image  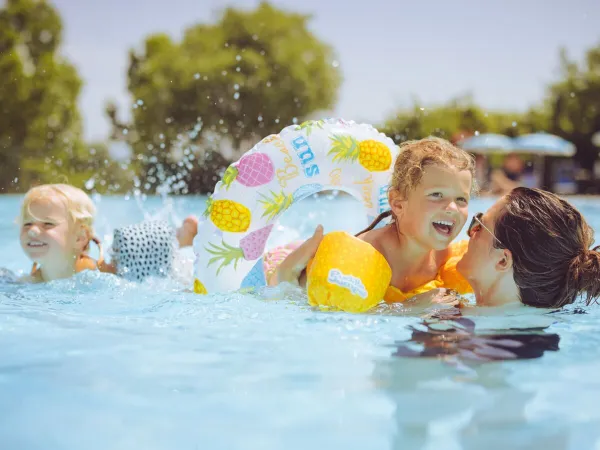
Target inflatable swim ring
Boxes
[193,118,399,295]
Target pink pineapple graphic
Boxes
[222,153,275,190]
[205,224,274,275]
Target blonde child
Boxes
[18,183,198,283]
[266,137,476,303]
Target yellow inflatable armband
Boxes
[306,231,392,313]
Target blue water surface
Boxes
[1,193,600,450]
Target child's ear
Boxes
[74,225,90,253]
[388,188,406,217]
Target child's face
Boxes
[390,165,472,250]
[20,196,79,266]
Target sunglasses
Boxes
[467,212,503,246]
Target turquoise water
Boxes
[1,193,600,449]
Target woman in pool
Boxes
[274,187,600,309]
[457,186,600,308]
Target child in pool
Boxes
[18,183,198,283]
[265,137,476,303]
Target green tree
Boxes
[545,45,600,174]
[0,0,87,192]
[108,1,341,194]
[380,96,489,143]
[380,95,547,145]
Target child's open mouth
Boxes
[432,220,454,237]
[27,241,48,249]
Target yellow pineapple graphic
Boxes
[194,278,208,294]
[203,196,251,232]
[328,134,392,172]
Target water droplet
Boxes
[194,73,200,79]
[258,115,263,122]
[137,99,144,105]
[266,81,271,87]
[292,117,298,124]
[234,84,239,90]
[332,60,339,68]
[419,107,425,111]
[221,70,227,76]
[236,55,242,61]
[252,34,258,41]
[85,178,95,190]
[474,131,480,136]
[160,143,165,149]
[159,133,164,140]
[512,121,517,127]
[233,92,240,100]
[570,92,575,97]
[275,118,279,123]
[123,129,128,135]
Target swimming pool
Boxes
[1,193,600,449]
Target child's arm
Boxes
[267,225,323,287]
[98,260,117,275]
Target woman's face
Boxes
[457,197,513,302]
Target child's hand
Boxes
[268,225,324,287]
[430,288,464,307]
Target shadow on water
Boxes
[371,303,600,449]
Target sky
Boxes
[49,0,600,141]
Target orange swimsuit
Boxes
[383,240,473,302]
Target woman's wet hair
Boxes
[494,187,600,308]
[356,137,476,236]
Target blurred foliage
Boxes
[381,42,600,182]
[545,46,600,172]
[2,0,599,195]
[0,0,131,194]
[107,1,342,194]
[380,95,548,146]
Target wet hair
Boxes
[494,187,600,308]
[358,137,476,234]
[19,184,97,250]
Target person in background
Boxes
[489,153,525,195]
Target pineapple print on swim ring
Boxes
[193,118,399,295]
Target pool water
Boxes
[1,193,600,450]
